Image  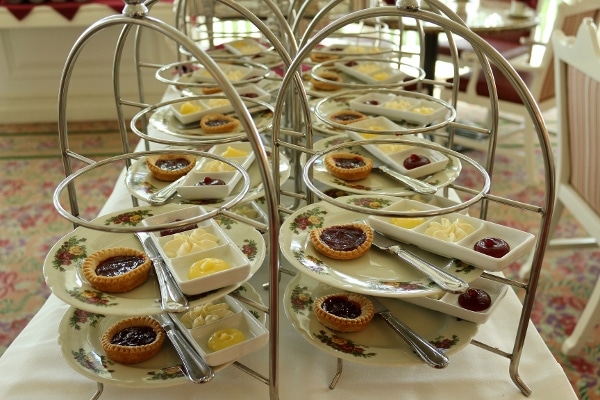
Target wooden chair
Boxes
[551,17,600,356]
[446,0,600,185]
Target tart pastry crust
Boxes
[309,52,339,63]
[200,113,240,133]
[146,153,196,182]
[329,110,368,125]
[313,293,375,332]
[324,152,373,181]
[82,247,151,293]
[310,71,342,91]
[309,223,373,260]
[101,316,165,364]
[201,86,223,95]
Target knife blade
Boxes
[369,226,469,294]
[367,296,449,369]
[154,313,214,383]
[372,163,437,195]
[134,232,189,313]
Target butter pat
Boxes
[188,258,231,279]
[424,217,475,242]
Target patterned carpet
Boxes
[0,119,598,399]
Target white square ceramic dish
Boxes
[168,243,251,296]
[170,99,210,124]
[141,205,206,236]
[402,277,509,324]
[192,63,255,83]
[349,93,448,125]
[334,60,406,84]
[346,115,404,133]
[368,199,536,272]
[223,38,268,56]
[186,309,269,366]
[174,295,244,330]
[176,171,237,200]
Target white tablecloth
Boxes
[0,163,578,399]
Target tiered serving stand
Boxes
[48,0,555,399]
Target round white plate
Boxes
[279,195,482,298]
[283,273,478,366]
[306,134,461,196]
[125,145,291,207]
[44,205,266,315]
[147,104,273,141]
[58,283,265,388]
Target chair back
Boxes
[552,17,600,228]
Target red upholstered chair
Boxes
[437,0,541,62]
[445,0,600,185]
[550,17,600,356]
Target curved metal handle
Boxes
[374,165,437,194]
[389,245,469,294]
[153,257,190,313]
[378,310,449,369]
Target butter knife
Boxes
[154,313,214,383]
[372,163,437,195]
[134,232,189,313]
[368,296,449,369]
[370,228,469,294]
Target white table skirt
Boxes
[0,162,578,399]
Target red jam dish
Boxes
[403,153,431,170]
[313,293,375,332]
[458,288,492,312]
[473,237,510,258]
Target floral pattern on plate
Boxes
[283,273,478,366]
[44,205,266,316]
[280,195,481,298]
[58,283,265,388]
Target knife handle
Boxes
[388,245,469,294]
[164,319,214,383]
[378,310,449,369]
[152,257,189,313]
[375,165,437,195]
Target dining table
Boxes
[0,122,578,399]
[380,0,539,89]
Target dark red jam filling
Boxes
[240,92,259,98]
[473,237,510,258]
[204,118,230,127]
[159,219,198,237]
[330,47,344,52]
[403,153,431,170]
[196,176,226,186]
[111,326,157,346]
[155,158,190,171]
[364,99,379,105]
[458,288,492,312]
[321,295,361,319]
[334,157,365,169]
[320,226,366,252]
[345,61,358,67]
[332,113,361,122]
[95,255,145,277]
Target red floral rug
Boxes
[0,120,598,399]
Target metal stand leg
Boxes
[328,358,344,390]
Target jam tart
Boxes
[310,71,343,91]
[201,86,223,95]
[146,153,196,182]
[324,152,373,181]
[200,113,240,133]
[313,292,375,332]
[101,316,166,364]
[329,109,368,125]
[82,247,151,293]
[309,222,373,260]
[309,52,339,63]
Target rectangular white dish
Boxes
[170,84,270,124]
[177,171,237,200]
[223,38,269,56]
[334,60,406,84]
[346,130,449,178]
[402,277,509,324]
[349,93,448,125]
[185,308,269,366]
[192,63,255,83]
[368,199,536,272]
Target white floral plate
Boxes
[279,195,482,298]
[306,134,461,196]
[58,283,265,388]
[43,205,265,315]
[147,105,273,141]
[125,145,290,207]
[284,273,478,366]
